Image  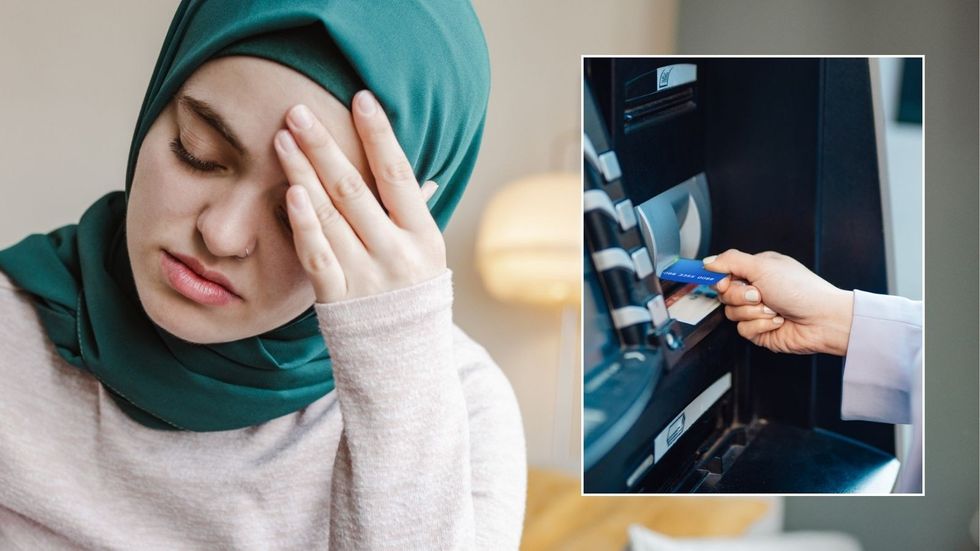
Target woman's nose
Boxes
[196,193,259,259]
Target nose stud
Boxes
[236,247,250,260]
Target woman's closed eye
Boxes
[169,135,226,173]
[170,135,291,234]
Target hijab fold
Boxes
[0,0,490,431]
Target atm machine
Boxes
[583,58,901,493]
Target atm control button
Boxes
[631,247,654,279]
[597,150,622,182]
[615,199,637,231]
[647,295,670,327]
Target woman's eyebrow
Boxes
[176,93,248,158]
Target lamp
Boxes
[476,172,581,307]
[476,171,581,472]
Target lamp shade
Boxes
[476,172,581,306]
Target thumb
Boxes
[703,249,765,285]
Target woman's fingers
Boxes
[274,129,333,220]
[285,104,393,248]
[703,249,766,285]
[351,90,437,233]
[274,129,365,263]
[736,316,784,341]
[725,303,778,322]
[715,276,746,294]
[717,282,762,306]
[285,185,345,302]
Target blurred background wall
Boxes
[0,1,178,240]
[676,1,977,550]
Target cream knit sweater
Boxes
[0,269,526,550]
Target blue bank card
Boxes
[659,258,727,285]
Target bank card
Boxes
[658,258,727,285]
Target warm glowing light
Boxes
[476,172,581,306]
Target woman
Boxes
[0,1,526,548]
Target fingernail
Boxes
[745,289,760,302]
[289,105,314,129]
[702,255,718,265]
[355,90,378,116]
[421,181,439,200]
[762,305,776,315]
[773,316,784,325]
[276,131,297,153]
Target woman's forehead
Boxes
[179,55,351,136]
[169,55,368,185]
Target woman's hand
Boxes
[274,90,445,303]
[704,249,855,356]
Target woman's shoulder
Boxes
[451,324,527,487]
[450,324,498,374]
[0,269,38,316]
[0,269,76,392]
[0,269,53,348]
[450,325,520,408]
[0,269,19,292]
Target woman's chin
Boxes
[151,309,231,344]
[139,289,247,344]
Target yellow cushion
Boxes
[521,468,770,551]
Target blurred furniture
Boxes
[628,525,862,551]
[521,467,770,550]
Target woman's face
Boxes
[127,55,373,344]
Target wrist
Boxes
[314,268,452,331]
[820,289,854,356]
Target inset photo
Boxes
[583,56,923,494]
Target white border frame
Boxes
[580,54,926,497]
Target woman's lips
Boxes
[161,251,242,306]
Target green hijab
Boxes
[0,0,490,431]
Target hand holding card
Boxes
[702,249,855,356]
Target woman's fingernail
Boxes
[762,305,776,315]
[745,289,760,302]
[702,255,718,265]
[289,105,314,129]
[421,181,440,200]
[773,316,785,325]
[355,90,378,116]
[276,131,297,153]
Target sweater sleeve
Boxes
[314,269,526,550]
[840,290,923,424]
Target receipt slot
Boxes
[583,57,901,493]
